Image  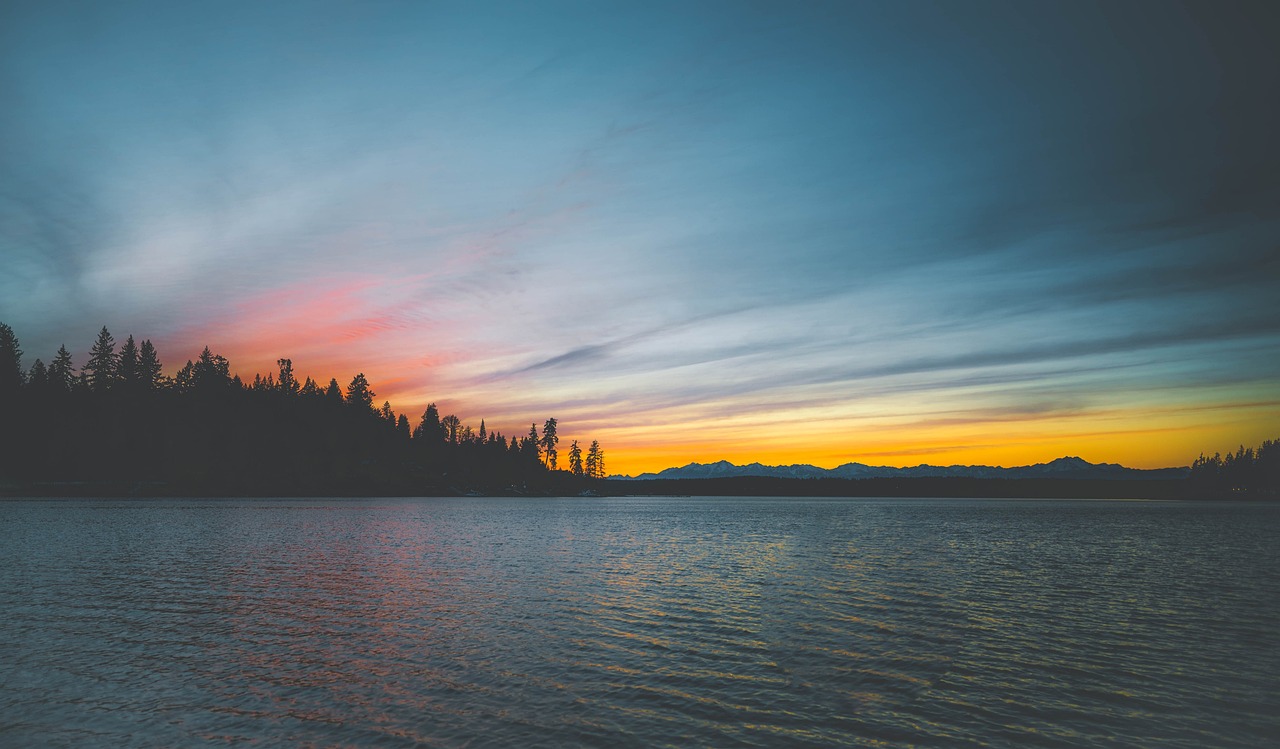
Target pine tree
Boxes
[192,346,231,389]
[175,361,196,392]
[416,403,442,441]
[346,373,375,411]
[277,358,299,395]
[27,359,48,390]
[117,335,140,386]
[569,440,583,476]
[325,378,343,402]
[525,423,540,462]
[0,323,23,395]
[586,440,604,479]
[139,340,163,390]
[49,345,76,392]
[83,326,117,392]
[540,417,559,469]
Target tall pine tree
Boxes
[83,326,117,392]
[0,323,22,396]
[139,340,163,390]
[569,440,583,476]
[540,417,559,469]
[49,345,76,392]
[117,335,140,387]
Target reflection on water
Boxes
[1,497,1276,747]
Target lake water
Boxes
[1,497,1276,747]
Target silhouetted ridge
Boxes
[623,457,1189,481]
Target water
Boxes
[1,497,1276,748]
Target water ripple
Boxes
[1,497,1277,748]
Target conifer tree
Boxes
[175,361,195,391]
[192,346,231,389]
[416,403,442,441]
[346,373,375,411]
[117,335,140,386]
[569,440,583,476]
[0,323,23,395]
[139,340,163,390]
[83,326,117,392]
[525,423,540,462]
[586,440,604,479]
[27,359,48,390]
[49,345,76,392]
[540,417,559,469]
[277,358,299,395]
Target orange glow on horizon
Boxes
[134,280,1279,479]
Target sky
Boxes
[2,0,1278,475]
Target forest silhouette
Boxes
[0,323,604,496]
[0,322,1275,498]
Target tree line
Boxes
[1188,437,1279,495]
[0,322,606,494]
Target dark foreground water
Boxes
[1,497,1277,748]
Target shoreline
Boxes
[2,476,1270,501]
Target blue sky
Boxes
[2,0,1277,472]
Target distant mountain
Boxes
[619,456,1189,481]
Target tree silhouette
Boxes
[540,417,559,469]
[586,440,604,479]
[346,373,375,411]
[416,403,443,441]
[49,345,76,392]
[0,323,23,396]
[192,346,231,390]
[569,440,583,476]
[1190,437,1280,493]
[277,358,299,395]
[524,423,540,462]
[117,335,140,387]
[1,321,612,496]
[84,326,118,392]
[139,340,163,390]
[442,414,462,443]
[27,359,48,390]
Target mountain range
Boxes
[619,456,1189,481]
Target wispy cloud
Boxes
[1,0,1277,473]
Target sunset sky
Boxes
[2,1,1277,475]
